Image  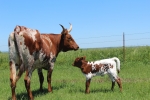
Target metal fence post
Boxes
[123,32,125,63]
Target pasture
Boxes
[0,46,150,100]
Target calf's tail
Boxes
[111,57,120,73]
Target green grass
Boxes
[0,52,8,69]
[0,46,150,100]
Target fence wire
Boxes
[0,32,150,50]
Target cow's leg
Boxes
[47,56,56,92]
[85,79,91,93]
[115,77,122,92]
[47,67,53,92]
[16,64,24,82]
[10,61,17,100]
[24,70,33,100]
[37,68,44,91]
[10,63,24,100]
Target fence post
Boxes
[123,32,125,63]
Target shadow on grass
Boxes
[90,88,112,93]
[8,88,48,100]
[7,84,67,100]
[78,88,112,94]
[8,83,112,99]
[69,88,112,94]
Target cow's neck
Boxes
[48,34,62,57]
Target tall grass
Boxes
[0,52,8,69]
[0,46,150,100]
[56,46,150,65]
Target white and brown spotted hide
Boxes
[9,24,79,100]
[72,56,122,94]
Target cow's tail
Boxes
[111,57,120,73]
[8,26,21,66]
[8,32,19,58]
[9,26,20,57]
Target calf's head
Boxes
[60,23,79,52]
[72,56,86,68]
[73,56,93,74]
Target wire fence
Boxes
[76,32,150,40]
[0,32,150,51]
[76,32,150,48]
[0,32,150,68]
[75,32,150,63]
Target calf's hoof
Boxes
[48,88,53,93]
[85,91,90,94]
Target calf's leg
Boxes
[85,79,91,93]
[108,69,122,92]
[115,77,122,92]
[111,81,115,91]
[109,74,122,92]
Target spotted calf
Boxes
[72,56,122,93]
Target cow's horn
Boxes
[59,24,65,31]
[68,23,72,32]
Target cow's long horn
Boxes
[68,23,72,32]
[59,24,65,31]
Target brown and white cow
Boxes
[72,56,122,93]
[8,24,79,100]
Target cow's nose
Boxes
[75,46,79,49]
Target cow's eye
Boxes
[68,38,72,41]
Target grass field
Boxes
[0,46,150,100]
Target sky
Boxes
[0,0,150,51]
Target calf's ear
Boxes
[82,56,86,60]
